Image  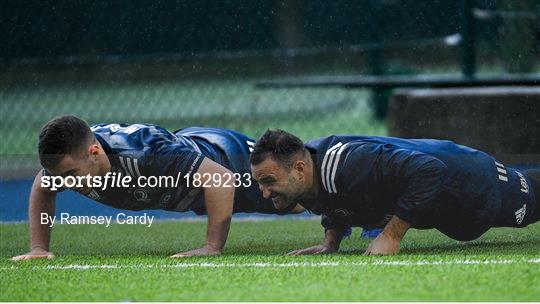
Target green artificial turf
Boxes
[1,219,539,301]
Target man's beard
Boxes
[271,197,296,210]
[271,176,306,210]
[271,188,302,210]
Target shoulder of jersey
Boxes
[93,123,182,149]
[91,123,170,178]
[318,137,353,194]
[116,154,144,179]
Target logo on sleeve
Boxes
[515,204,526,225]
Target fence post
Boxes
[367,0,387,119]
[460,0,476,78]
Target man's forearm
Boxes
[323,226,346,250]
[28,178,56,251]
[204,185,234,251]
[382,215,410,241]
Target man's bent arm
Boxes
[382,215,410,241]
[171,158,234,257]
[365,215,410,255]
[323,226,346,251]
[202,160,235,252]
[12,171,57,260]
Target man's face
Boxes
[251,157,307,210]
[45,148,105,194]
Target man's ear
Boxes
[88,144,100,156]
[294,160,306,178]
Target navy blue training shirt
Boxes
[303,135,535,231]
[44,124,283,215]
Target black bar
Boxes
[256,74,540,89]
[460,0,476,78]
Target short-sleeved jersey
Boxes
[303,135,536,231]
[44,124,276,214]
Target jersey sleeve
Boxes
[139,141,205,184]
[105,123,206,180]
[331,142,448,227]
[321,214,343,230]
[320,214,352,238]
[321,141,381,195]
[374,145,448,227]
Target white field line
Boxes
[2,258,539,271]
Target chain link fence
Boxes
[1,0,538,179]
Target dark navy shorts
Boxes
[434,166,539,241]
[493,167,539,228]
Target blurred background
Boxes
[1,0,539,220]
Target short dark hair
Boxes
[38,115,94,169]
[250,129,307,168]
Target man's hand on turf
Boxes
[363,231,401,255]
[170,245,221,258]
[12,247,54,261]
[364,215,410,255]
[287,226,345,256]
[286,244,337,256]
